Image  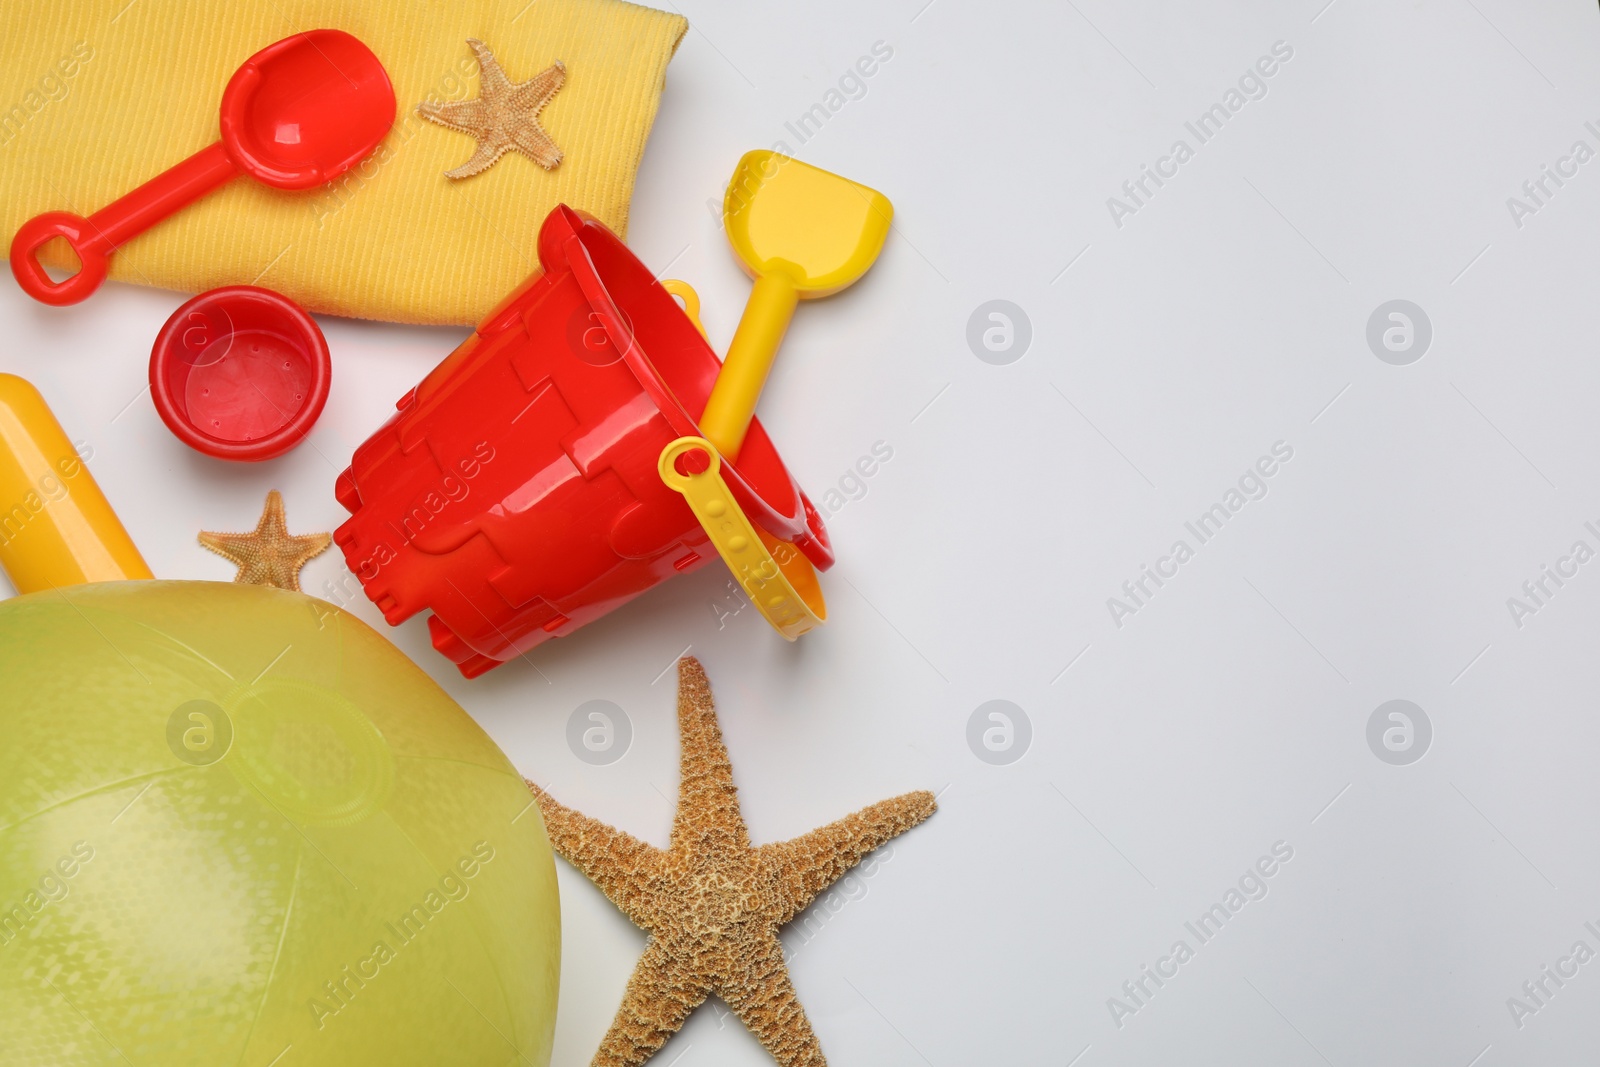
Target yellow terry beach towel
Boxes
[0,0,687,324]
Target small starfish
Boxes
[417,39,565,179]
[198,491,331,593]
[529,658,936,1067]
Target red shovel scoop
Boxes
[10,30,395,306]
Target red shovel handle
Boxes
[10,142,237,306]
[9,212,111,306]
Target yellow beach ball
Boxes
[0,581,560,1066]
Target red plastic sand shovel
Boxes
[10,30,395,306]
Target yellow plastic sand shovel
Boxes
[652,152,889,642]
[697,150,893,460]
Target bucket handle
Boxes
[658,436,824,641]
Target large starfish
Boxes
[198,490,331,593]
[417,39,565,179]
[529,658,936,1066]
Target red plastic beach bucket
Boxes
[334,206,831,677]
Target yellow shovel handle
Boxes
[658,436,824,640]
[0,374,151,593]
[696,273,797,461]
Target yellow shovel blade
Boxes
[724,150,893,297]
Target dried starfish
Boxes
[197,490,330,593]
[416,39,565,179]
[529,658,936,1066]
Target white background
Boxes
[8,1,1600,1064]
